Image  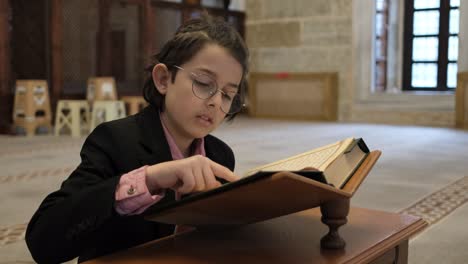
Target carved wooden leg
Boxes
[320,198,350,249]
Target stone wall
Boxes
[350,0,460,127]
[245,0,353,120]
[245,0,468,127]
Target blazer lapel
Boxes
[204,139,222,166]
[137,106,173,166]
[137,106,176,215]
[136,106,230,170]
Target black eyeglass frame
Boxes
[173,65,244,114]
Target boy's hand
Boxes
[145,155,239,194]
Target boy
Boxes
[26,14,249,263]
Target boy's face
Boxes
[157,44,243,142]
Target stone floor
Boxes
[1,116,468,263]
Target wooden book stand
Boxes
[146,151,382,250]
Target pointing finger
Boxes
[209,160,239,182]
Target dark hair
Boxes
[143,14,249,121]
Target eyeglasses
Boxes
[173,65,244,114]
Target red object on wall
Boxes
[275,72,290,79]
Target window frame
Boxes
[374,0,390,92]
[402,0,459,91]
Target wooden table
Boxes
[86,207,427,264]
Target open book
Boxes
[144,137,372,226]
[244,137,369,188]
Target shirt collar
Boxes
[160,114,206,160]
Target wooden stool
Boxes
[121,96,148,115]
[54,100,90,137]
[87,77,118,105]
[90,100,126,131]
[13,80,52,136]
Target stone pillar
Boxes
[456,73,468,129]
[456,1,468,129]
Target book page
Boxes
[243,138,354,177]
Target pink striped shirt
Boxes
[114,119,205,215]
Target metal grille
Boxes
[109,2,141,94]
[62,0,98,96]
[10,0,47,80]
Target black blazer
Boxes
[26,105,235,263]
